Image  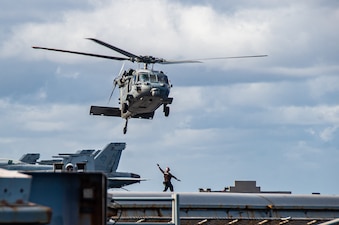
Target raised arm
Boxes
[157,164,164,173]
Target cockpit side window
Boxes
[139,72,149,82]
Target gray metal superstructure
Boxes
[108,192,339,225]
[0,169,52,224]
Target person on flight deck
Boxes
[157,164,181,192]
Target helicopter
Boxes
[33,38,267,134]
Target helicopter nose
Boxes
[151,88,160,96]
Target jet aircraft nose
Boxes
[131,173,140,178]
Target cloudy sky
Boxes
[1,0,339,194]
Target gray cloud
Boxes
[0,0,338,194]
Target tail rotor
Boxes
[107,62,125,105]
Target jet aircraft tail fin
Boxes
[19,153,40,164]
[94,143,126,173]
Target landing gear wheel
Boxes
[126,94,133,101]
[164,105,170,117]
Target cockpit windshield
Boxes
[137,71,169,84]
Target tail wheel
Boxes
[164,105,170,117]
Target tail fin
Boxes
[19,153,40,164]
[94,143,126,173]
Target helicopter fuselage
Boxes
[118,69,173,119]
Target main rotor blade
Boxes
[193,55,268,61]
[32,46,130,61]
[158,55,267,64]
[86,38,140,60]
[159,60,202,64]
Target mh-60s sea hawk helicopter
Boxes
[33,38,267,134]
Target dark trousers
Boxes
[163,181,174,192]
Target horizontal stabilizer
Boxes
[90,106,121,117]
[107,177,146,188]
[108,177,146,182]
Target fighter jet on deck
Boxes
[0,143,143,189]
